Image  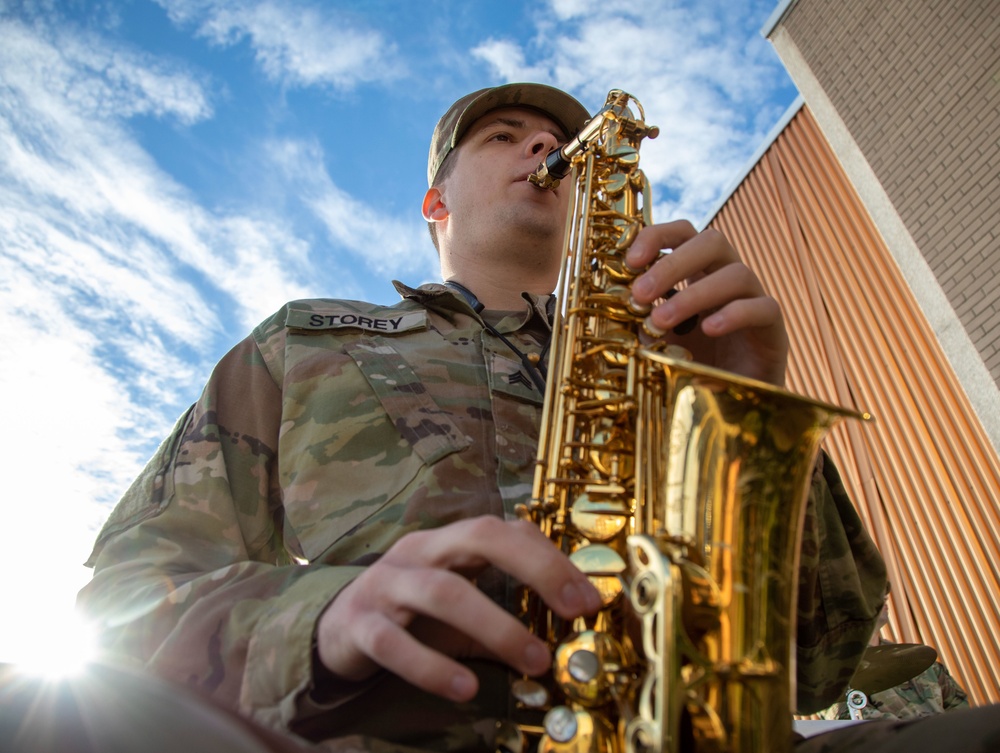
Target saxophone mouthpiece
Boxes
[528,150,573,191]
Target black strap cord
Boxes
[444,281,549,394]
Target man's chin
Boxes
[509,216,565,245]
[512,198,568,231]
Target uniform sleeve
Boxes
[77,327,364,731]
[937,663,971,710]
[794,453,888,714]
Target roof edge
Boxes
[761,0,799,38]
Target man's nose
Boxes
[526,130,560,158]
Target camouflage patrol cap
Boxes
[427,83,591,186]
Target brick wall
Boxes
[782,0,1000,385]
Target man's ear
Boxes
[422,187,449,222]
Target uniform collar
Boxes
[393,280,555,331]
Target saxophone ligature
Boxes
[497,90,868,753]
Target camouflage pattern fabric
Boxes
[793,453,888,713]
[78,281,888,752]
[817,641,970,721]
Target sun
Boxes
[2,606,98,679]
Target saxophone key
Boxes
[554,631,624,706]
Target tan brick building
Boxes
[769,0,1000,404]
[703,0,1000,706]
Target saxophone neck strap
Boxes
[443,280,549,393]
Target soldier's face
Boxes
[440,107,571,252]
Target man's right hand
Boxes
[314,516,602,702]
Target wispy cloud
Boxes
[0,17,308,508]
[0,17,223,408]
[0,10,431,515]
[156,0,402,89]
[0,21,213,627]
[0,8,425,640]
[264,137,437,281]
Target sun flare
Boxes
[3,608,98,679]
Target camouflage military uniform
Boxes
[79,282,890,752]
[817,641,970,721]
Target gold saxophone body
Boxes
[500,91,866,753]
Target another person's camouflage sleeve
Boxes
[816,660,970,720]
[877,661,971,718]
[794,453,888,714]
[77,310,362,731]
[939,662,971,710]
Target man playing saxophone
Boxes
[72,83,998,752]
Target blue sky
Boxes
[0,0,796,663]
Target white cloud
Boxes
[0,249,159,647]
[0,15,323,524]
[469,39,547,83]
[264,137,438,281]
[0,18,220,372]
[3,14,213,125]
[0,9,430,520]
[0,13,422,656]
[0,14,331,646]
[157,0,401,89]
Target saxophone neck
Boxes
[528,107,610,190]
[528,90,658,191]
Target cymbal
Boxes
[849,643,938,695]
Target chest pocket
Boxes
[279,333,471,562]
[344,338,471,465]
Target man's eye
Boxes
[488,133,513,142]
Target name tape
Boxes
[286,308,427,334]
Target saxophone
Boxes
[497,91,866,753]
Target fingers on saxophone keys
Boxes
[386,517,602,619]
[500,519,604,617]
[627,294,651,317]
[378,569,552,687]
[642,289,699,337]
[356,611,477,701]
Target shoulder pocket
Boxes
[85,406,194,566]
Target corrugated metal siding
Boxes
[708,105,1000,706]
